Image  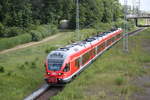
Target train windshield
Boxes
[48,59,64,71]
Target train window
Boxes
[106,39,111,46]
[93,48,96,56]
[48,59,64,71]
[63,63,70,72]
[98,45,100,53]
[111,37,115,42]
[106,41,108,46]
[82,52,90,65]
[97,43,105,53]
[50,53,64,58]
[75,58,80,68]
[90,48,96,56]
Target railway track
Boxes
[24,27,146,100]
[35,86,64,100]
[127,27,146,36]
[24,84,64,100]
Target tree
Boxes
[0,0,123,30]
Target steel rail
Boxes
[24,84,49,100]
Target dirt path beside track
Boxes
[0,34,61,54]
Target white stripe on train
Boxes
[62,37,121,82]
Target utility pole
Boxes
[76,0,80,40]
[136,0,141,16]
[132,0,135,15]
[123,0,129,53]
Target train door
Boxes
[90,48,96,58]
[63,62,71,77]
[112,36,115,43]
[105,40,107,48]
[75,57,81,69]
[80,56,82,67]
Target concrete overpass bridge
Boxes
[126,14,150,27]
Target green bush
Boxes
[93,22,112,32]
[30,24,58,41]
[30,62,36,68]
[3,27,24,37]
[6,71,13,76]
[30,30,43,41]
[0,23,5,37]
[45,46,57,54]
[0,65,5,73]
[24,61,29,65]
[115,76,125,86]
[0,24,58,51]
[114,19,125,28]
[114,19,135,31]
[18,64,25,70]
[50,25,58,35]
[0,33,32,51]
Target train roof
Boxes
[47,28,122,59]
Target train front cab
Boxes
[44,52,72,85]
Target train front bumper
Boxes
[45,77,72,84]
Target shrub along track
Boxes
[0,28,145,55]
[0,33,61,54]
[24,27,146,100]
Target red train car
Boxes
[44,28,123,84]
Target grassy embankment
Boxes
[0,27,149,100]
[52,28,150,100]
[0,29,97,100]
[0,25,58,51]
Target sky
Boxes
[119,0,150,12]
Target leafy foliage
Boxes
[0,33,32,51]
[115,76,125,86]
[0,65,5,73]
[45,46,58,54]
[2,27,25,37]
[30,25,58,41]
[0,24,58,51]
[0,0,123,30]
[0,0,125,51]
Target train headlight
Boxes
[58,73,63,76]
[47,72,50,75]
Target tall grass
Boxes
[52,28,150,100]
[0,28,149,100]
[0,33,32,51]
[0,29,98,100]
[0,24,58,51]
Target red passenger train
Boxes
[44,28,123,84]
